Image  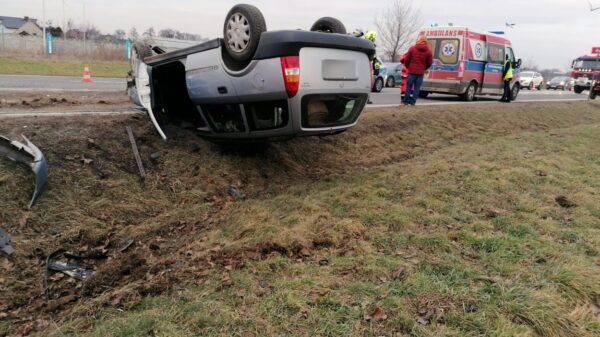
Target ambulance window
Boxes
[438,39,460,64]
[487,44,505,64]
[427,39,438,57]
[506,47,515,62]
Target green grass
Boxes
[45,114,600,336]
[0,56,128,77]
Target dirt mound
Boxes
[0,101,599,335]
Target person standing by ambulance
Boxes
[402,36,433,106]
[500,55,513,103]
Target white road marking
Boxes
[0,110,143,118]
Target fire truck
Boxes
[572,47,600,96]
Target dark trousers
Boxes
[405,74,424,105]
[501,80,512,101]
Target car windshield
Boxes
[521,72,534,77]
[573,59,600,70]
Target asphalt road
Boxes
[370,87,589,106]
[0,74,591,104]
[0,74,125,92]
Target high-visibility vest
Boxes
[504,61,513,80]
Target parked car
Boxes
[383,62,403,87]
[419,26,522,102]
[520,71,544,90]
[372,60,386,92]
[546,76,573,90]
[128,5,375,141]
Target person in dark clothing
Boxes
[500,55,513,103]
[402,36,433,106]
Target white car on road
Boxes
[520,71,544,90]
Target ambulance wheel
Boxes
[461,82,477,102]
[511,84,520,100]
[310,17,347,34]
[223,4,266,63]
[419,91,429,98]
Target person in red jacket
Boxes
[402,36,433,105]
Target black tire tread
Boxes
[310,17,347,34]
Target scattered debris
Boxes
[126,126,146,180]
[64,249,108,260]
[0,228,15,256]
[391,267,407,281]
[228,186,243,200]
[417,308,437,325]
[318,259,329,266]
[150,152,161,163]
[373,306,388,322]
[535,170,547,177]
[556,195,577,209]
[118,239,135,253]
[0,135,48,208]
[48,261,93,280]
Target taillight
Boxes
[280,56,300,98]
[458,61,464,78]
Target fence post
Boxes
[0,20,4,51]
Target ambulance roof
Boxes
[420,26,510,43]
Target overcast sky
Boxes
[2,0,599,70]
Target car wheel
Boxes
[511,84,520,100]
[373,77,384,93]
[386,77,395,88]
[591,91,597,100]
[528,82,533,90]
[419,91,429,98]
[460,82,477,101]
[130,42,152,75]
[310,17,347,34]
[574,86,584,94]
[223,4,266,63]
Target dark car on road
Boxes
[546,76,573,91]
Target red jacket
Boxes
[402,42,433,75]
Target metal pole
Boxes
[62,0,66,40]
[82,1,86,52]
[0,20,4,51]
[42,0,47,54]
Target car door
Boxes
[481,43,504,94]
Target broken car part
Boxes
[0,135,48,208]
[0,228,15,256]
[126,126,146,180]
[48,261,94,280]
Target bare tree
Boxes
[375,0,423,62]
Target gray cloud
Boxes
[3,0,599,69]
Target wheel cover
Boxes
[376,79,383,91]
[226,13,250,53]
[468,85,475,99]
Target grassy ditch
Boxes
[0,102,599,336]
[0,56,128,77]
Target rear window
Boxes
[427,38,460,64]
[301,94,367,128]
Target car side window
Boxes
[506,47,515,63]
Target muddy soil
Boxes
[0,101,599,336]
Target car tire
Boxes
[461,82,477,101]
[223,4,266,63]
[528,82,533,90]
[373,77,384,93]
[419,91,429,98]
[511,83,520,100]
[386,77,395,88]
[574,86,584,94]
[591,91,597,100]
[310,17,347,34]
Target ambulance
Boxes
[418,27,522,101]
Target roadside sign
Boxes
[126,39,132,59]
[592,47,600,54]
[46,32,53,54]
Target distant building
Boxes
[0,16,43,36]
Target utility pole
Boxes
[42,0,47,54]
[82,1,86,52]
[62,0,66,40]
